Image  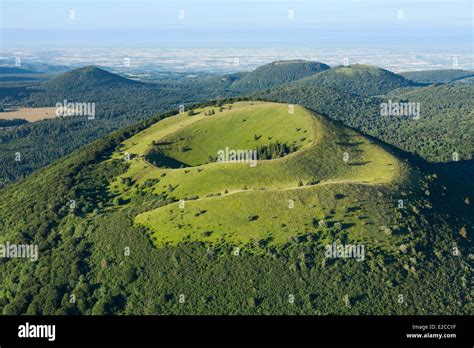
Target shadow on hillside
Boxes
[336,141,364,147]
[302,106,429,166]
[433,159,474,185]
[348,161,371,166]
[146,150,189,169]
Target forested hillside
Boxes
[383,84,474,162]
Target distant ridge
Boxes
[399,69,474,84]
[0,66,42,74]
[229,60,330,92]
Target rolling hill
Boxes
[0,101,471,315]
[41,66,142,92]
[228,60,330,92]
[290,64,416,96]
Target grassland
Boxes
[0,107,58,121]
[154,102,314,166]
[108,101,408,250]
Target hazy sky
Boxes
[1,0,472,50]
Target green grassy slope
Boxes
[106,102,405,248]
[153,102,315,166]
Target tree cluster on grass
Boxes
[256,141,299,160]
